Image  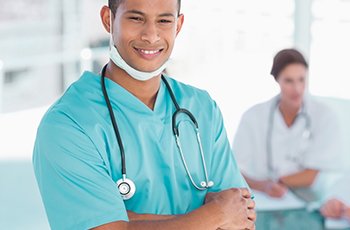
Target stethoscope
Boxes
[100,64,214,200]
[266,96,312,180]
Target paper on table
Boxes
[325,218,350,229]
[253,189,306,211]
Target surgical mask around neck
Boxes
[109,12,168,81]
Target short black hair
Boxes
[109,0,181,16]
[270,48,308,80]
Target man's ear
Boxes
[176,14,185,36]
[100,5,112,33]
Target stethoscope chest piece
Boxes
[116,175,136,200]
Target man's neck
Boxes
[105,61,161,110]
[278,101,300,128]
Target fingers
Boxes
[268,189,284,198]
[321,204,336,218]
[244,219,256,230]
[244,192,257,226]
[247,209,257,222]
[278,183,288,191]
[321,204,338,218]
[240,188,251,199]
[279,184,288,195]
[247,198,255,210]
[276,186,287,197]
[267,183,287,198]
[344,207,350,219]
[205,188,252,205]
[241,189,256,222]
[213,188,257,230]
[321,199,346,218]
[320,206,331,218]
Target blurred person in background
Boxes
[233,48,343,198]
[322,199,350,220]
[321,174,350,220]
[32,0,256,229]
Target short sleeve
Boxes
[33,112,128,230]
[208,100,248,192]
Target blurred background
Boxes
[0,0,349,229]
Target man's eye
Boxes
[159,19,172,23]
[129,17,143,22]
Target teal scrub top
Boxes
[33,71,248,230]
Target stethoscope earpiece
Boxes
[201,181,215,188]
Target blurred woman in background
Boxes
[233,48,343,198]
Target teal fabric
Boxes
[32,71,247,230]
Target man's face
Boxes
[111,0,183,72]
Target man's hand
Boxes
[205,188,256,230]
[262,180,288,198]
[321,198,348,219]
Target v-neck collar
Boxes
[273,94,310,131]
[85,71,169,118]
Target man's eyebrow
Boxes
[158,13,176,18]
[125,10,145,16]
[125,10,176,18]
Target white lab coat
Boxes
[233,94,345,184]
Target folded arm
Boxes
[279,169,319,188]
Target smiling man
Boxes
[33,0,256,229]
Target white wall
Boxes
[309,0,350,100]
[167,0,294,141]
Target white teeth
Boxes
[140,49,160,55]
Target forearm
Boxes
[92,202,224,230]
[279,169,319,188]
[127,211,176,221]
[128,204,222,230]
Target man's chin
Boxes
[131,63,167,73]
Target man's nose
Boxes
[141,22,161,44]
